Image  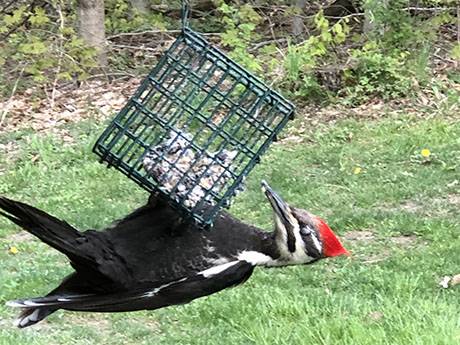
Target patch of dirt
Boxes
[304,100,392,123]
[66,314,111,332]
[0,141,20,156]
[0,78,141,138]
[279,93,459,145]
[377,195,459,217]
[367,311,384,322]
[5,231,34,243]
[400,201,422,213]
[133,317,161,331]
[389,235,419,247]
[343,230,395,264]
[346,232,424,263]
[412,194,460,208]
[362,249,391,264]
[445,194,460,206]
[375,201,412,214]
[343,230,376,242]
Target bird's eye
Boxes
[300,225,322,259]
[300,226,313,236]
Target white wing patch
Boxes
[200,261,241,278]
[143,278,187,297]
[237,251,274,266]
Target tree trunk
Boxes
[292,0,307,38]
[363,0,389,36]
[76,0,107,68]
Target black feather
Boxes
[0,196,275,327]
[8,260,254,313]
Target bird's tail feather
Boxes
[12,307,56,328]
[0,197,91,264]
[6,290,158,313]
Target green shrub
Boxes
[217,1,263,73]
[342,42,413,103]
[105,0,169,33]
[281,10,351,102]
[0,0,456,106]
[0,3,96,96]
[337,0,455,104]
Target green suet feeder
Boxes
[93,1,295,227]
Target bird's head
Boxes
[261,180,349,264]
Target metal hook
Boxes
[181,0,191,29]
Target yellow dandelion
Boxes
[421,148,431,158]
[353,167,362,175]
[9,246,19,254]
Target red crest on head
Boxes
[315,217,349,257]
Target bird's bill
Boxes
[261,180,295,228]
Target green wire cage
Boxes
[93,2,295,227]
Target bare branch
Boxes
[0,0,41,40]
[0,0,16,14]
[107,30,181,40]
[110,44,167,53]
[0,65,26,128]
[50,2,66,109]
[85,72,137,80]
[248,38,287,52]
[404,6,457,12]
[107,30,221,40]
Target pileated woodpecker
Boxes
[1,181,348,328]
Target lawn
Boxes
[0,112,459,344]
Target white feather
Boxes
[143,278,186,297]
[237,251,274,266]
[14,309,41,327]
[199,261,241,278]
[6,300,26,308]
[24,300,42,307]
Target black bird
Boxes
[1,181,348,328]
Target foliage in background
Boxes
[0,1,97,96]
[282,10,351,102]
[217,1,262,73]
[339,0,457,104]
[0,0,459,105]
[105,0,168,33]
[0,0,172,97]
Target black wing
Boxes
[7,260,255,313]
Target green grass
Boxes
[0,114,459,344]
